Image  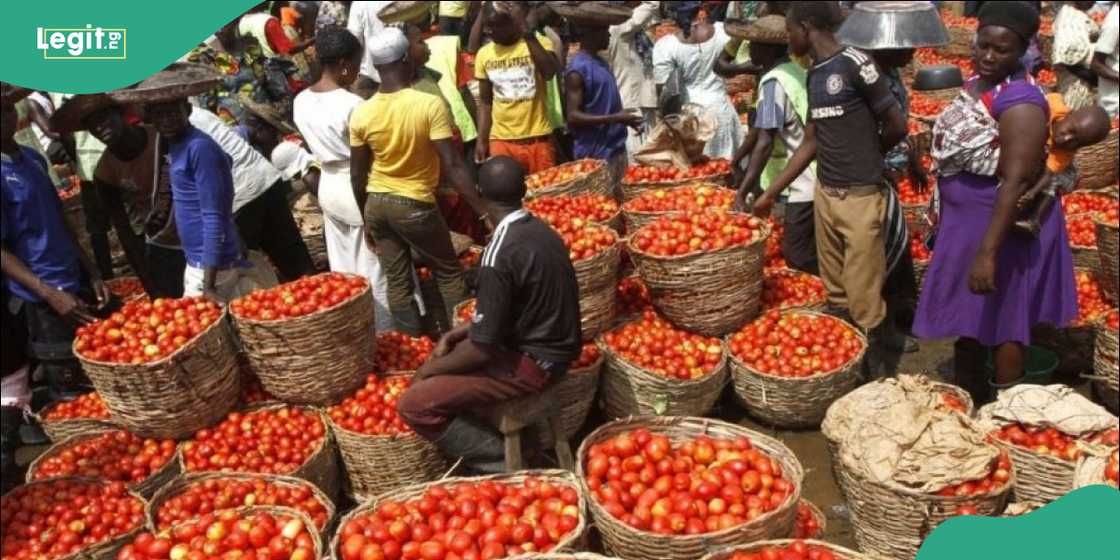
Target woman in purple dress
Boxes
[914,2,1078,397]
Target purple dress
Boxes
[913,81,1078,347]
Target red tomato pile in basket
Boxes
[107,277,146,301]
[910,92,948,118]
[232,272,366,321]
[1107,309,1119,332]
[631,212,767,257]
[525,193,618,226]
[897,175,931,206]
[602,311,723,380]
[182,407,325,475]
[624,184,735,214]
[1062,192,1120,223]
[1073,270,1111,325]
[154,477,331,530]
[75,297,221,363]
[615,276,652,317]
[765,217,786,269]
[728,540,844,560]
[793,502,822,539]
[993,425,1118,462]
[526,160,600,191]
[42,391,110,420]
[117,510,316,560]
[728,310,864,377]
[910,231,932,262]
[572,343,602,370]
[583,428,794,535]
[557,225,616,262]
[328,373,412,436]
[1066,213,1098,248]
[760,269,827,311]
[375,332,435,372]
[457,299,477,324]
[934,450,1012,497]
[336,477,581,560]
[623,159,731,183]
[30,429,176,484]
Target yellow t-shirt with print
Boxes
[475,35,555,140]
[348,88,453,203]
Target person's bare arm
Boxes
[752,124,817,217]
[1092,51,1120,82]
[714,49,763,78]
[565,72,643,128]
[525,33,560,80]
[735,128,775,208]
[416,336,494,379]
[94,180,148,287]
[350,144,372,214]
[467,3,485,54]
[475,79,494,163]
[877,103,908,154]
[433,138,487,219]
[968,103,1048,294]
[1,246,97,324]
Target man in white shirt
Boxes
[347,1,391,91]
[1092,4,1120,117]
[609,1,660,156]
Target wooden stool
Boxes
[479,382,574,472]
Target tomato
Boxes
[239,372,278,406]
[935,450,1013,496]
[728,310,864,378]
[75,297,221,363]
[525,160,602,191]
[181,407,325,476]
[230,272,367,321]
[623,185,735,215]
[630,211,767,258]
[153,475,330,530]
[910,91,949,118]
[30,429,176,486]
[376,332,435,372]
[615,276,652,317]
[2,479,143,560]
[1071,270,1110,326]
[554,224,617,262]
[416,248,482,282]
[724,540,843,560]
[602,310,723,380]
[760,269,827,312]
[792,501,822,539]
[622,159,732,186]
[525,193,619,227]
[41,391,111,421]
[118,510,315,559]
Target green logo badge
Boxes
[37,25,126,59]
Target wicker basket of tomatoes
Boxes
[117,506,323,560]
[760,268,827,312]
[508,554,622,560]
[578,416,803,560]
[526,159,612,199]
[1073,446,1120,489]
[726,310,867,429]
[597,311,729,418]
[543,343,606,446]
[145,472,335,540]
[910,91,950,125]
[181,405,341,503]
[106,276,148,304]
[1067,213,1099,270]
[1032,268,1110,376]
[329,471,588,560]
[698,539,866,560]
[231,272,374,406]
[32,391,120,442]
[793,500,827,540]
[628,211,769,337]
[1074,126,1119,191]
[1097,211,1118,306]
[621,184,735,232]
[326,373,447,502]
[26,428,180,499]
[1090,310,1119,412]
[620,160,731,201]
[73,297,239,440]
[561,224,622,341]
[1,477,148,560]
[526,192,623,233]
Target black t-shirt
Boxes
[807,47,898,187]
[469,210,582,364]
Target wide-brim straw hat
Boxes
[49,94,117,134]
[725,15,788,45]
[238,93,297,135]
[108,62,221,105]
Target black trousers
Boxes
[8,296,91,401]
[235,180,314,282]
[145,243,187,299]
[783,201,820,275]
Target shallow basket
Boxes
[327,376,447,502]
[328,470,588,560]
[76,308,239,440]
[597,333,728,418]
[620,172,730,201]
[727,311,867,429]
[628,221,768,337]
[575,233,622,341]
[232,274,374,406]
[1074,127,1119,191]
[578,417,803,560]
[26,430,181,499]
[991,440,1074,504]
[527,159,612,200]
[1097,217,1119,305]
[32,400,119,443]
[699,539,866,560]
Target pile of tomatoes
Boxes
[75,297,221,364]
[42,391,110,421]
[154,477,331,530]
[239,373,277,406]
[793,502,823,539]
[232,273,366,321]
[31,429,176,484]
[1107,449,1119,486]
[1036,68,1056,87]
[583,428,794,535]
[727,541,843,560]
[456,299,476,324]
[910,92,948,118]
[631,212,767,257]
[1062,192,1120,224]
[525,193,618,227]
[907,118,927,136]
[376,332,434,372]
[1067,213,1098,248]
[328,374,412,436]
[615,276,652,317]
[624,185,735,214]
[107,277,147,302]
[728,310,864,378]
[557,224,617,262]
[1106,309,1119,332]
[572,343,602,370]
[1073,270,1111,326]
[1,479,145,560]
[940,392,968,414]
[418,249,482,282]
[526,160,601,191]
[182,407,325,475]
[117,510,317,560]
[766,218,786,269]
[910,231,932,262]
[897,175,931,206]
[602,311,723,380]
[336,477,581,560]
[935,450,1012,497]
[623,159,731,184]
[914,48,974,78]
[760,269,827,312]
[993,424,1119,462]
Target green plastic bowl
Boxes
[985,345,1060,385]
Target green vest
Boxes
[425,35,478,142]
[754,61,814,189]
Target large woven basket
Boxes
[327,375,447,502]
[920,86,961,104]
[233,275,374,406]
[328,470,589,560]
[508,554,621,560]
[761,268,828,312]
[628,221,769,337]
[575,232,622,341]
[547,353,606,445]
[1097,217,1119,305]
[597,333,728,418]
[32,399,119,443]
[990,440,1073,504]
[1073,452,1119,489]
[1068,213,1099,269]
[943,25,975,58]
[526,159,612,200]
[145,472,336,539]
[620,172,730,201]
[620,184,735,232]
[1074,127,1119,190]
[727,311,867,429]
[699,539,867,560]
[181,405,341,502]
[76,309,239,440]
[1090,321,1119,412]
[578,417,803,560]
[158,505,324,558]
[798,499,827,539]
[26,430,180,499]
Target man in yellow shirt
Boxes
[473,2,561,173]
[350,27,485,336]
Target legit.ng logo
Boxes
[36,25,126,60]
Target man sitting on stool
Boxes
[398,156,581,473]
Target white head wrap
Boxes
[368,27,409,66]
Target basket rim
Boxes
[620,184,736,215]
[700,538,863,560]
[230,272,372,325]
[569,352,607,376]
[25,428,181,489]
[525,191,621,222]
[33,397,119,425]
[527,158,607,195]
[627,219,770,262]
[146,471,337,530]
[180,404,332,477]
[161,504,324,556]
[725,309,868,383]
[620,170,729,188]
[73,304,229,368]
[596,328,727,388]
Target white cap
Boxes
[271,140,316,181]
[368,27,409,66]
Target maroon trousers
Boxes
[397,351,550,440]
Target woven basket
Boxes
[991,440,1073,504]
[327,376,447,502]
[1068,213,1098,269]
[1097,217,1119,305]
[1074,127,1119,190]
[527,159,612,200]
[575,233,622,341]
[1031,310,1098,377]
[628,222,768,337]
[76,309,239,440]
[26,430,180,499]
[913,259,931,293]
[1089,323,1119,413]
[32,400,119,443]
[920,87,961,104]
[233,275,374,406]
[620,184,734,232]
[159,505,324,557]
[620,172,731,201]
[597,334,729,418]
[798,499,827,539]
[1073,453,1118,489]
[182,405,341,503]
[727,311,867,429]
[698,539,866,560]
[105,276,148,303]
[507,554,621,560]
[761,268,828,312]
[578,417,803,560]
[541,354,606,447]
[328,470,588,560]
[837,452,1013,560]
[145,472,336,539]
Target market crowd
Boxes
[3,0,1120,482]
